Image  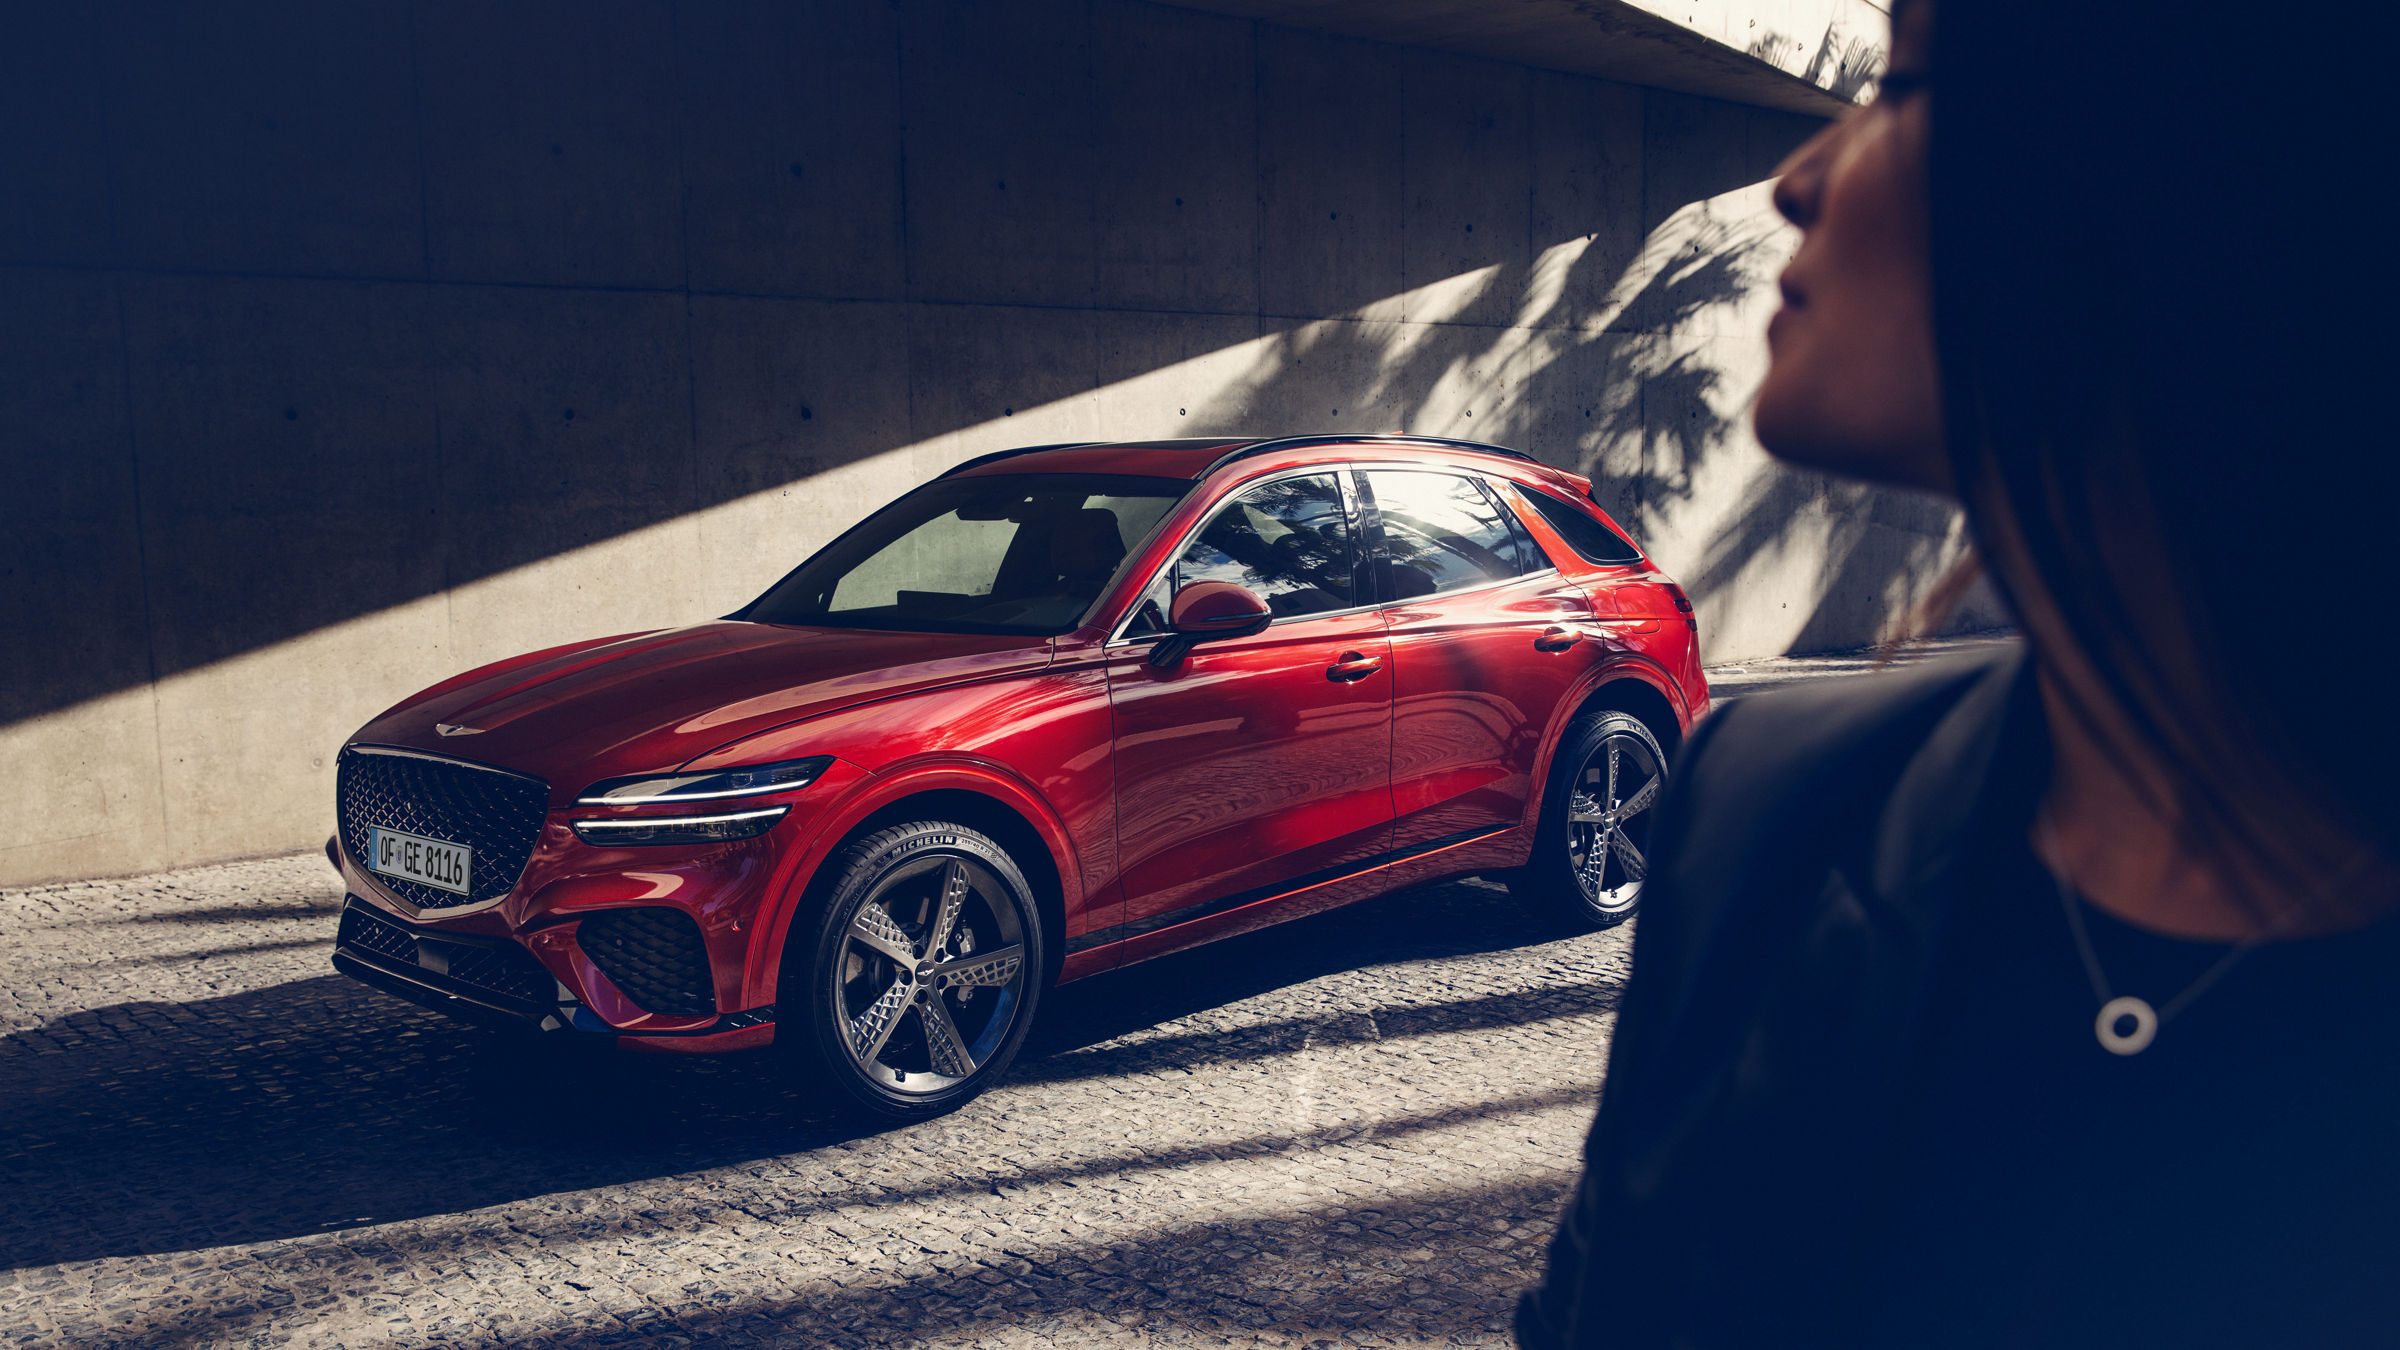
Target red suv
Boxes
[329,436,1707,1117]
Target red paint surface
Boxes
[337,438,1708,1046]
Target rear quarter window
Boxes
[1517,489,1644,565]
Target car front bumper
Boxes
[330,895,778,1052]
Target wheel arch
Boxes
[1504,674,1677,924]
[756,775,1071,1003]
[1574,673,1685,763]
[1515,664,1690,850]
[842,788,1066,977]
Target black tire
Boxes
[779,820,1046,1121]
[1502,709,1668,928]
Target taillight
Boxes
[1663,582,1698,630]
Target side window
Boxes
[1125,473,1356,636]
[1363,471,1532,599]
[1519,489,1644,565]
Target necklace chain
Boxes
[2039,817,2264,1054]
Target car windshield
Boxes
[741,473,1190,635]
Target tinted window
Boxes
[745,473,1187,634]
[1364,471,1533,599]
[1126,473,1356,634]
[1520,489,1643,564]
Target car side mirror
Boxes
[1148,581,1273,669]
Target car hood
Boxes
[349,621,1053,800]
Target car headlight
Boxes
[575,755,831,805]
[571,806,789,846]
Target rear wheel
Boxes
[1504,710,1667,928]
[781,820,1044,1121]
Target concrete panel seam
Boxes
[107,272,172,865]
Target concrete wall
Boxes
[1586,180,2005,656]
[1,0,1984,886]
[1172,0,1889,113]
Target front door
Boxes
[1364,468,1601,851]
[1104,470,1394,945]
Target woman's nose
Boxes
[1772,130,1834,228]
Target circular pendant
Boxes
[2095,995,2158,1056]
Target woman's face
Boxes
[1754,0,1948,494]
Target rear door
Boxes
[1102,470,1395,949]
[1363,468,1603,852]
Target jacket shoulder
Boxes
[1680,645,2021,829]
[1638,645,2023,992]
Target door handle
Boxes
[1326,651,1383,682]
[1534,626,1581,652]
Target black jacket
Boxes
[1516,642,2032,1348]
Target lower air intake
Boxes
[336,902,558,1010]
[578,907,717,1016]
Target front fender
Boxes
[743,755,1088,1004]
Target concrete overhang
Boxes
[1163,0,1886,116]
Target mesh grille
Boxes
[579,907,717,1016]
[337,904,419,964]
[337,902,557,1009]
[337,747,549,911]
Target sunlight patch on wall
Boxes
[1,195,1997,883]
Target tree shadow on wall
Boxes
[1748,24,1886,104]
[1197,187,1978,655]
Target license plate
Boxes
[366,826,474,896]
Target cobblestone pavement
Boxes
[0,638,2012,1350]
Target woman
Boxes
[1516,1,2400,1345]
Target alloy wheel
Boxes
[1565,728,1663,914]
[831,854,1029,1094]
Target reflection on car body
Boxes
[324,435,1708,1120]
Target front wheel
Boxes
[1503,710,1667,928]
[781,820,1045,1121]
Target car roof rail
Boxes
[1200,434,1541,478]
[934,442,1105,478]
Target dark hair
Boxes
[1926,1,2400,917]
